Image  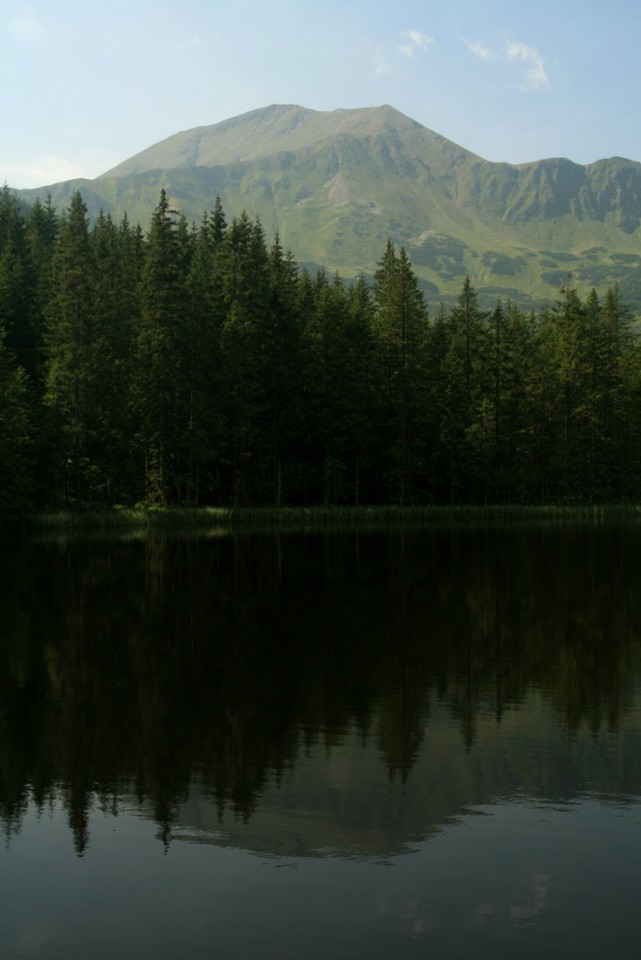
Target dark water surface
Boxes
[1,522,641,958]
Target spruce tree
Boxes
[373,242,429,504]
[0,322,32,510]
[0,186,31,372]
[264,236,302,505]
[601,284,641,498]
[344,274,379,504]
[439,277,490,503]
[218,213,270,504]
[89,211,139,503]
[25,196,58,384]
[181,210,228,502]
[135,189,188,504]
[304,270,353,504]
[43,191,95,506]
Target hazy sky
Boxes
[2,0,639,188]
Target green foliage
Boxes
[2,189,641,512]
[0,335,32,509]
[373,242,430,503]
[43,191,95,505]
[135,189,192,504]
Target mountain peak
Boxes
[98,103,446,179]
[19,103,641,310]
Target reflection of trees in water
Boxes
[1,524,641,853]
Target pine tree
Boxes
[544,280,593,498]
[0,322,32,509]
[486,300,536,501]
[135,189,189,505]
[304,270,353,504]
[423,301,449,502]
[43,191,95,505]
[601,284,641,498]
[439,277,490,503]
[218,213,270,504]
[263,236,302,505]
[25,195,58,384]
[373,242,429,504]
[344,274,379,504]
[181,208,228,502]
[0,186,31,370]
[89,211,139,503]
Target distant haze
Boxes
[1,0,640,188]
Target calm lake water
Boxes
[1,521,641,959]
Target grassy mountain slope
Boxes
[18,104,641,309]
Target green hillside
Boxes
[17,104,641,309]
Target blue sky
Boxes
[1,0,640,188]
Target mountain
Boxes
[17,104,641,309]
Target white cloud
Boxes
[506,41,549,90]
[167,34,212,51]
[371,28,434,78]
[372,44,393,77]
[10,8,46,41]
[398,29,435,59]
[463,35,550,91]
[463,39,495,62]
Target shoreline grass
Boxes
[4,502,641,533]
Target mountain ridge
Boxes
[17,103,641,309]
[99,104,478,177]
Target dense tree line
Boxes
[2,184,641,509]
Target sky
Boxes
[1,0,640,188]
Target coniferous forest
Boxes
[1,184,641,511]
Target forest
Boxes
[1,184,641,511]
[3,527,641,850]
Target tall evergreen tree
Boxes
[601,284,641,498]
[439,277,491,503]
[263,236,302,505]
[88,211,139,502]
[218,213,270,504]
[135,189,189,504]
[373,242,429,504]
[485,300,536,501]
[542,280,595,498]
[344,274,380,504]
[0,186,31,369]
[25,195,58,385]
[43,191,95,505]
[181,207,228,502]
[423,301,449,502]
[304,270,353,504]
[0,321,32,509]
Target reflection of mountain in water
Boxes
[1,523,641,855]
[171,692,641,860]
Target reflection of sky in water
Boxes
[2,789,640,960]
[3,525,641,958]
[376,796,641,949]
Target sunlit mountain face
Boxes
[16,104,641,310]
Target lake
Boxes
[1,521,641,958]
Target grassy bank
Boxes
[4,502,641,533]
